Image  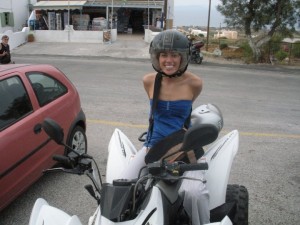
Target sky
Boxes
[173,0,225,27]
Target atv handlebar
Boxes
[53,155,75,168]
[178,163,208,173]
[147,161,208,177]
[50,153,93,176]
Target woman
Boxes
[121,30,209,225]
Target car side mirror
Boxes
[42,118,64,145]
[180,124,219,152]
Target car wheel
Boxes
[226,184,249,225]
[67,126,87,155]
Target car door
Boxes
[26,71,73,141]
[0,74,49,211]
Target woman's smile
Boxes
[159,52,181,74]
[165,64,176,70]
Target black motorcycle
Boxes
[190,41,204,64]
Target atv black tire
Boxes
[226,184,249,225]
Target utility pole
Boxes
[206,0,211,51]
[163,0,167,30]
[68,0,70,42]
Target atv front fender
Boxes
[29,198,83,225]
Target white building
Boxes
[0,0,36,33]
[0,0,37,50]
[190,29,207,37]
[214,30,238,39]
[0,0,174,46]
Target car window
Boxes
[0,76,33,131]
[27,73,67,106]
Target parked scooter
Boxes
[29,104,248,225]
[190,41,204,64]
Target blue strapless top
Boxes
[145,99,192,148]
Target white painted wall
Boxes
[214,30,238,39]
[32,28,117,43]
[144,29,159,43]
[0,26,118,51]
[0,0,37,33]
[0,0,145,48]
[190,29,207,37]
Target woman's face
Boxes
[159,52,181,75]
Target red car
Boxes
[0,64,87,211]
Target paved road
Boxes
[0,55,299,225]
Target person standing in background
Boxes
[0,35,13,64]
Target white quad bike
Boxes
[29,104,248,225]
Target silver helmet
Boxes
[191,104,223,132]
[149,30,190,76]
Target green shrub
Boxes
[220,43,228,50]
[238,41,253,61]
[211,39,220,45]
[291,41,300,58]
[275,50,288,61]
[268,34,285,53]
[270,34,285,42]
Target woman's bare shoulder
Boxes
[143,73,157,98]
[143,72,156,85]
[185,71,202,85]
[184,71,203,100]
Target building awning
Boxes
[33,1,87,10]
[85,0,164,9]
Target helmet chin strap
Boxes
[152,64,188,78]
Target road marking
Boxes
[87,119,300,139]
[87,119,147,128]
[238,131,300,139]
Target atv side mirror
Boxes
[180,124,219,152]
[42,118,64,145]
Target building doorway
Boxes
[117,8,150,34]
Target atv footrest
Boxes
[210,202,236,222]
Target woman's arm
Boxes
[189,73,203,101]
[143,73,156,99]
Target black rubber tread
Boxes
[226,184,249,225]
